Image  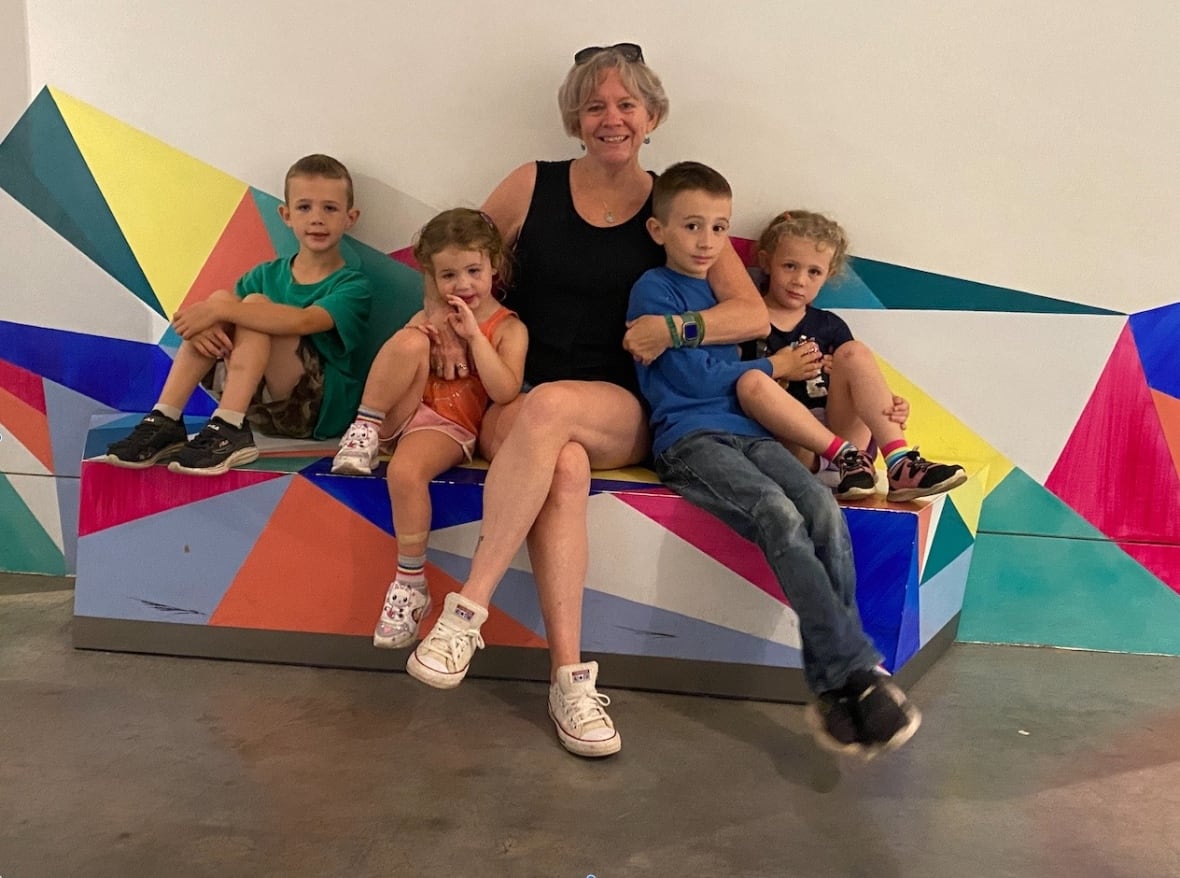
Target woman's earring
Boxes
[643,136,651,145]
[580,142,586,151]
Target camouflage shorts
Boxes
[202,339,323,439]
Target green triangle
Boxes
[0,87,160,314]
[851,256,1121,315]
[340,237,425,365]
[0,473,67,575]
[960,533,1180,654]
[979,466,1106,539]
[922,500,972,584]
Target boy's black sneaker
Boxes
[103,410,188,468]
[165,416,259,476]
[833,448,878,500]
[806,669,921,760]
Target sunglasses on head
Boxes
[574,42,644,65]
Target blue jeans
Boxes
[656,430,881,694]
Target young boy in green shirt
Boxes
[104,154,372,475]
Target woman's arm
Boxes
[623,242,768,365]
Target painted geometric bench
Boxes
[74,413,984,702]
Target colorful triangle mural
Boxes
[0,87,157,311]
[1046,324,1180,544]
[178,188,277,312]
[50,87,246,318]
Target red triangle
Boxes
[211,476,546,646]
[0,384,54,470]
[1152,390,1180,477]
[0,358,47,414]
[615,491,784,604]
[77,461,286,536]
[178,189,277,310]
[1046,325,1180,542]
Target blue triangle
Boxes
[979,466,1106,539]
[74,477,289,622]
[815,264,886,309]
[43,379,118,478]
[0,88,160,314]
[0,321,216,417]
[1129,302,1180,399]
[850,256,1121,315]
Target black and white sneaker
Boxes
[806,668,921,760]
[102,410,188,468]
[166,416,259,476]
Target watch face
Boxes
[683,322,699,341]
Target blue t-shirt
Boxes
[627,266,773,457]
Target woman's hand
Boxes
[768,340,823,383]
[623,314,673,366]
[421,294,469,379]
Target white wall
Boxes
[0,0,29,134]
[20,0,1180,313]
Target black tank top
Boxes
[506,160,664,391]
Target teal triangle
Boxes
[340,236,425,364]
[961,533,1180,655]
[0,88,161,315]
[921,499,972,584]
[249,187,298,258]
[850,256,1121,315]
[0,472,67,575]
[815,265,885,309]
[979,467,1107,539]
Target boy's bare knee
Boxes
[241,293,272,305]
[834,340,871,365]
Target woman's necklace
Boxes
[603,202,616,224]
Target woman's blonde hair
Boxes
[757,210,850,277]
[557,48,669,138]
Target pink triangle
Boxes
[615,491,785,604]
[78,460,286,536]
[1046,325,1180,543]
[0,358,47,414]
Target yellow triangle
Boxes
[875,353,1014,495]
[50,88,247,317]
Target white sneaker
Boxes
[548,661,621,757]
[331,420,380,475]
[373,580,431,649]
[405,592,488,689]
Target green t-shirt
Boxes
[235,256,372,438]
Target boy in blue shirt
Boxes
[627,161,920,758]
[103,154,372,475]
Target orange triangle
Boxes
[1152,390,1180,477]
[211,477,546,646]
[0,385,54,471]
[179,189,277,310]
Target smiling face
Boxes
[577,69,654,166]
[427,246,498,319]
[646,190,732,279]
[278,175,358,254]
[759,235,834,312]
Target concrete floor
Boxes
[3,575,1179,878]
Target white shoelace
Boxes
[557,690,613,730]
[422,619,485,670]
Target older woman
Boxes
[406,44,768,757]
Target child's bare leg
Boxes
[374,429,465,649]
[736,370,839,457]
[386,431,466,558]
[365,329,434,435]
[824,341,901,451]
[333,329,431,476]
[157,341,219,411]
